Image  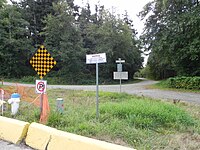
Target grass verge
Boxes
[1,86,200,149]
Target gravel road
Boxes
[3,79,200,104]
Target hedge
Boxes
[166,76,200,90]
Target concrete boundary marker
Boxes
[26,122,136,150]
[25,122,57,150]
[49,129,135,150]
[0,116,30,144]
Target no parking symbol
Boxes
[36,80,47,94]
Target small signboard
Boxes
[116,58,125,63]
[113,72,128,80]
[36,80,47,94]
[86,53,107,64]
[117,64,122,72]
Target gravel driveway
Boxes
[3,79,200,104]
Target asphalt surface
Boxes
[0,140,33,150]
[1,79,200,149]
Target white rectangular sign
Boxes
[117,64,122,72]
[86,53,107,64]
[36,80,47,94]
[113,72,128,80]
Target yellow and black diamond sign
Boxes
[30,45,57,79]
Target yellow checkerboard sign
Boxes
[30,45,57,79]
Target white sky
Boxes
[74,0,152,35]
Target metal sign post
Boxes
[30,45,56,116]
[86,53,107,120]
[96,62,99,119]
[115,58,125,92]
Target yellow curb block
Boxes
[49,129,135,150]
[26,122,135,150]
[25,122,57,150]
[0,116,30,144]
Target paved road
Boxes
[0,140,33,150]
[3,79,200,104]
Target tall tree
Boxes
[12,0,59,46]
[0,4,33,78]
[43,1,84,83]
[140,0,200,79]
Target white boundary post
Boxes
[0,89,4,115]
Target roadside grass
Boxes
[1,86,200,149]
[149,80,200,93]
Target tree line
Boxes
[0,0,143,84]
[140,0,200,80]
[1,0,199,82]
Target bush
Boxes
[20,76,37,83]
[166,76,200,90]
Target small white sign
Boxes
[116,59,125,63]
[117,64,122,72]
[113,72,128,80]
[36,80,47,94]
[86,53,107,64]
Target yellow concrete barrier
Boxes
[49,129,135,150]
[26,122,135,150]
[0,116,30,144]
[25,122,57,150]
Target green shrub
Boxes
[166,76,200,90]
[20,76,37,83]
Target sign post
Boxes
[96,62,99,119]
[86,53,106,120]
[30,45,56,114]
[115,58,125,92]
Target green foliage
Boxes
[20,76,37,83]
[0,4,34,78]
[140,0,200,79]
[0,0,143,84]
[4,102,40,122]
[165,76,200,90]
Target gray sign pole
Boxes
[116,58,125,93]
[96,62,99,120]
[120,72,122,92]
[86,53,107,120]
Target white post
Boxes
[1,89,4,115]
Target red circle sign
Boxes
[37,81,45,92]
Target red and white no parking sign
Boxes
[36,80,47,94]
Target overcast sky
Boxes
[74,0,152,35]
[7,0,151,64]
[74,0,152,65]
[7,0,152,35]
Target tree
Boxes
[0,4,33,78]
[12,0,59,46]
[43,1,84,83]
[140,0,200,79]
